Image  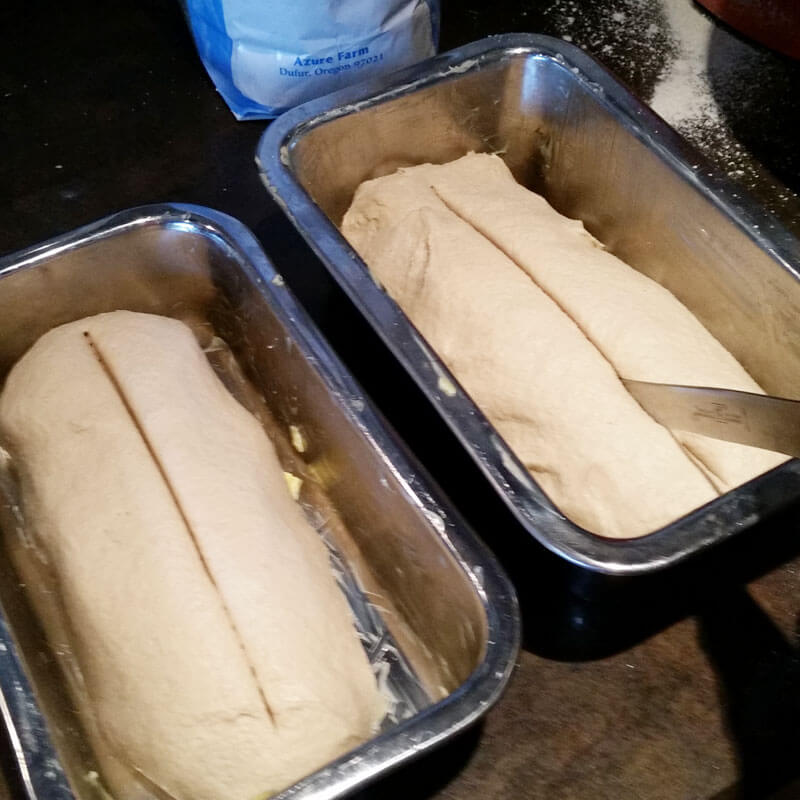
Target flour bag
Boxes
[183,0,440,120]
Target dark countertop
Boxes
[2,2,800,798]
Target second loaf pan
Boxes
[0,205,519,800]
[258,34,800,576]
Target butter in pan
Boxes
[0,206,519,800]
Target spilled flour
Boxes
[648,0,798,218]
[542,0,800,224]
[650,0,718,126]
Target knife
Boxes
[620,378,800,458]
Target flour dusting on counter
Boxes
[650,0,717,126]
[541,0,800,223]
[649,0,799,216]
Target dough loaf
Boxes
[341,153,785,538]
[0,311,385,800]
[342,171,718,538]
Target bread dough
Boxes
[417,153,787,492]
[342,176,718,539]
[0,311,384,800]
[342,152,787,537]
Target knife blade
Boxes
[620,378,800,458]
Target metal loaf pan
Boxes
[257,33,800,577]
[0,205,519,800]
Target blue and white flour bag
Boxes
[184,0,440,120]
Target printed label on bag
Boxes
[184,0,440,120]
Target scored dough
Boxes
[0,311,384,800]
[417,153,787,492]
[341,152,786,537]
[342,175,718,539]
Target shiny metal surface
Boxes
[622,379,800,458]
[0,206,519,800]
[258,34,800,575]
